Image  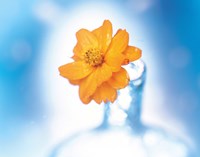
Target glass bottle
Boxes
[50,60,192,157]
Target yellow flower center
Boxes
[84,48,104,67]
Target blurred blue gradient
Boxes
[0,0,200,157]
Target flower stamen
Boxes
[84,48,104,67]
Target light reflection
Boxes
[109,104,128,126]
[169,46,191,69]
[56,129,188,157]
[33,1,62,24]
[126,0,155,13]
[117,87,132,110]
[11,40,32,63]
[144,130,188,157]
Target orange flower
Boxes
[59,20,141,104]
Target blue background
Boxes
[0,0,199,156]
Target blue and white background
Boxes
[0,0,200,157]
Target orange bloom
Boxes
[59,20,141,104]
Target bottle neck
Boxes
[101,61,146,131]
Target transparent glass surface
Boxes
[50,60,192,157]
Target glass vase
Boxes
[50,60,192,157]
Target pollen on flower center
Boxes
[84,48,104,67]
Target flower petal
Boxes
[105,29,129,71]
[108,67,130,89]
[91,89,102,104]
[79,73,96,104]
[92,20,113,54]
[95,63,113,86]
[79,63,112,103]
[105,52,125,72]
[69,79,80,85]
[71,55,81,61]
[59,61,93,80]
[106,29,129,54]
[122,46,142,65]
[93,82,117,104]
[80,95,93,104]
[76,29,99,51]
[72,43,84,60]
